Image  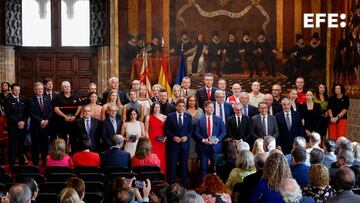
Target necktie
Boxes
[219,104,224,123]
[49,93,52,101]
[207,89,211,100]
[178,113,183,127]
[237,116,241,129]
[286,113,291,130]
[185,90,188,96]
[39,97,44,111]
[86,119,91,135]
[207,116,211,137]
[262,116,267,135]
[244,105,248,116]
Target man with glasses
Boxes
[213,90,233,124]
[271,83,285,109]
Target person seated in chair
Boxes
[72,135,100,167]
[101,134,131,168]
[131,137,160,169]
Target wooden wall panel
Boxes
[39,57,55,73]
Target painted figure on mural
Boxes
[239,31,255,77]
[187,33,208,75]
[254,30,277,77]
[207,31,224,76]
[223,31,240,74]
[309,32,326,73]
[147,33,162,55]
[120,34,139,67]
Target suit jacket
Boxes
[213,102,234,123]
[252,114,279,139]
[243,104,259,118]
[44,91,59,103]
[159,102,175,116]
[164,111,193,150]
[28,95,53,132]
[101,147,131,168]
[181,88,196,98]
[268,104,282,116]
[275,111,305,154]
[226,115,252,144]
[325,190,360,203]
[4,95,28,126]
[196,87,217,108]
[102,89,129,105]
[194,115,226,154]
[76,117,101,151]
[102,117,122,150]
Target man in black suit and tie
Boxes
[214,90,233,124]
[226,103,252,144]
[195,101,226,178]
[263,94,282,116]
[101,134,131,168]
[76,105,100,152]
[43,77,59,102]
[164,99,193,186]
[275,98,305,154]
[240,92,258,118]
[252,102,279,140]
[217,78,232,99]
[158,89,175,116]
[102,104,122,150]
[196,73,217,108]
[28,82,53,166]
[4,83,28,168]
[102,77,129,105]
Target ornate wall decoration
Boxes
[90,0,108,46]
[5,0,22,46]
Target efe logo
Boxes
[303,13,346,28]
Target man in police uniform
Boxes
[4,83,28,168]
[53,81,82,153]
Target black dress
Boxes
[299,102,322,134]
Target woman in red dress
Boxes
[145,102,167,173]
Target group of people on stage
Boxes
[120,29,326,79]
[0,73,355,202]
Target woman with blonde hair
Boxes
[302,164,335,202]
[289,89,299,111]
[131,137,160,168]
[138,84,153,118]
[252,152,292,203]
[46,138,73,168]
[101,90,123,120]
[252,138,265,156]
[59,187,82,203]
[169,84,185,105]
[226,150,256,190]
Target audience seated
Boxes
[131,137,161,169]
[290,146,310,188]
[5,183,32,203]
[323,139,337,169]
[72,135,100,167]
[46,138,73,168]
[101,134,131,168]
[353,143,360,166]
[234,152,267,203]
[166,183,185,203]
[326,167,360,203]
[180,190,204,203]
[252,153,292,203]
[59,187,81,203]
[22,177,39,203]
[330,149,354,186]
[66,177,86,203]
[285,136,310,166]
[309,148,325,165]
[279,178,315,203]
[302,164,335,202]
[263,135,276,157]
[215,138,237,182]
[252,138,265,156]
[237,141,250,153]
[149,182,169,203]
[226,150,256,190]
[306,132,323,153]
[196,173,232,203]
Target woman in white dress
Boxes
[121,108,145,157]
[138,84,152,118]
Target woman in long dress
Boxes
[145,102,167,173]
[138,84,152,118]
[121,108,145,157]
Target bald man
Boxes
[263,94,282,116]
[248,81,264,107]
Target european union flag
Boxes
[175,53,187,85]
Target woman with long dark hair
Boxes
[121,108,145,157]
[328,84,349,140]
[313,83,329,138]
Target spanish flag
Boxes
[158,50,172,97]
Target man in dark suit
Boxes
[275,98,305,154]
[196,73,217,108]
[102,77,129,105]
[43,77,59,102]
[28,82,53,166]
[102,104,122,150]
[263,94,282,116]
[213,90,233,124]
[101,134,131,168]
[252,102,279,139]
[42,78,59,143]
[4,83,28,168]
[271,83,285,109]
[240,92,258,118]
[217,78,232,99]
[195,101,226,178]
[226,103,252,144]
[158,89,175,116]
[76,105,101,152]
[164,99,193,186]
[326,167,360,203]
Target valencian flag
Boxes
[158,38,172,97]
[139,51,152,97]
[175,53,186,85]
